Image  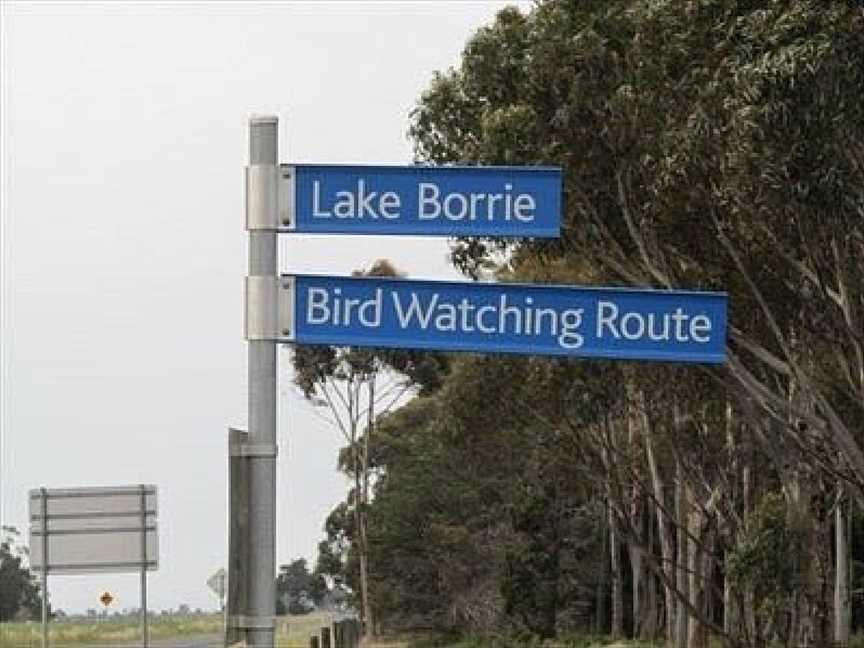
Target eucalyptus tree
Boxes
[291,258,420,637]
[0,526,43,622]
[408,1,864,645]
[364,352,611,637]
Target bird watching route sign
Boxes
[273,274,727,364]
[261,164,561,237]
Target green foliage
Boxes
[727,493,803,621]
[409,0,864,392]
[360,355,608,637]
[350,0,864,643]
[276,558,325,614]
[0,526,43,622]
[314,539,343,581]
[292,259,449,403]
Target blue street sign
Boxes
[285,164,561,237]
[284,274,727,364]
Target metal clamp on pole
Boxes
[227,615,277,630]
[278,276,295,340]
[278,165,296,231]
[229,442,279,458]
[245,164,295,231]
[244,276,295,341]
[246,165,279,231]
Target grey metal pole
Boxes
[140,485,149,648]
[40,487,48,648]
[247,116,278,648]
[227,428,250,647]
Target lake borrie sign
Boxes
[276,164,561,237]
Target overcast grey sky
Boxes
[1,0,532,614]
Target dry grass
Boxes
[0,611,363,648]
[277,612,340,648]
[0,614,223,648]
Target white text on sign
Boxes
[311,180,537,222]
[305,288,714,352]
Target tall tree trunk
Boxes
[675,459,689,648]
[644,412,675,644]
[631,540,644,639]
[359,375,375,638]
[786,371,823,648]
[597,502,608,635]
[641,510,659,641]
[687,502,712,648]
[787,465,810,648]
[723,560,733,638]
[353,453,367,631]
[358,529,372,637]
[810,487,833,647]
[741,429,756,645]
[723,401,737,640]
[603,419,624,639]
[835,484,850,646]
[703,529,717,646]
[627,388,644,639]
[686,483,703,648]
[543,516,562,640]
[610,501,624,639]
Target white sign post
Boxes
[29,485,158,648]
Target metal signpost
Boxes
[226,428,250,646]
[243,118,279,648]
[29,485,158,648]
[238,115,726,647]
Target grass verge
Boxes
[277,612,340,648]
[0,614,223,647]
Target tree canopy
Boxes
[316,1,864,645]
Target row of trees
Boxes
[300,1,864,647]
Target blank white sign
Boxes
[29,485,158,574]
